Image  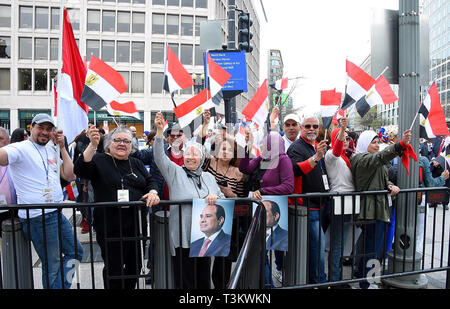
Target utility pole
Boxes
[383,0,427,289]
[224,0,237,125]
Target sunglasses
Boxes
[303,124,319,129]
[170,134,183,138]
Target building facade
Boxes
[0,0,260,135]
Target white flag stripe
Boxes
[166,70,182,93]
[252,102,269,127]
[365,85,385,108]
[209,79,222,98]
[85,69,121,104]
[346,77,368,101]
[423,91,432,110]
[320,105,339,118]
[178,100,215,128]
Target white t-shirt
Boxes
[324,149,355,193]
[4,140,63,218]
[283,134,296,152]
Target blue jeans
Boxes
[308,210,327,283]
[328,214,352,282]
[20,211,83,289]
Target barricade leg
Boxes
[153,211,174,289]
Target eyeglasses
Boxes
[170,134,183,138]
[112,138,132,145]
[303,124,319,129]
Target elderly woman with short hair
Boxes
[153,112,224,289]
[74,125,160,289]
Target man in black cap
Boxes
[0,113,83,289]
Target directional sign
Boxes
[206,50,248,93]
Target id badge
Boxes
[0,195,6,205]
[322,175,330,191]
[388,195,393,207]
[117,189,130,205]
[43,187,53,203]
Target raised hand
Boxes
[87,124,100,148]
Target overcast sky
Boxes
[254,0,399,115]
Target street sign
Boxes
[207,50,248,93]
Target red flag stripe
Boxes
[167,46,194,89]
[109,101,138,114]
[426,82,449,136]
[346,59,375,91]
[320,89,342,106]
[374,76,398,105]
[88,56,127,93]
[207,53,232,87]
[242,80,269,119]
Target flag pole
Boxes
[56,0,64,177]
[376,66,389,79]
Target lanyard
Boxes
[0,166,8,184]
[112,156,137,190]
[29,140,49,183]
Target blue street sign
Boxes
[206,50,248,93]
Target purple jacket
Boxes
[239,132,294,195]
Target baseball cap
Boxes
[31,114,55,127]
[283,113,300,124]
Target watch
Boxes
[311,156,319,163]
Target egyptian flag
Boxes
[242,80,269,127]
[355,75,397,117]
[275,78,288,91]
[332,108,346,126]
[174,89,215,129]
[419,82,449,138]
[206,53,231,98]
[342,59,375,110]
[320,89,342,129]
[235,124,261,157]
[81,55,127,111]
[163,45,194,95]
[106,100,140,119]
[57,9,89,144]
[163,120,169,132]
[63,181,79,201]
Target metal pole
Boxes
[383,0,427,289]
[225,0,237,125]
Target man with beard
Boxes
[0,114,83,289]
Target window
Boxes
[167,15,179,35]
[151,72,163,93]
[152,14,164,34]
[67,9,79,31]
[117,11,130,32]
[152,0,165,5]
[118,0,131,3]
[50,38,58,60]
[132,42,145,63]
[117,41,130,62]
[181,15,193,36]
[132,12,145,33]
[87,10,100,31]
[119,71,130,92]
[194,45,203,66]
[19,6,33,28]
[51,8,59,30]
[167,0,180,6]
[0,5,11,28]
[35,38,48,60]
[195,0,207,9]
[34,69,48,91]
[133,0,146,3]
[0,37,11,59]
[35,7,48,29]
[0,68,10,90]
[132,72,145,93]
[195,16,207,36]
[103,11,115,32]
[18,69,32,90]
[182,0,193,7]
[86,40,100,60]
[102,40,115,62]
[19,38,32,59]
[151,42,164,64]
[181,44,192,65]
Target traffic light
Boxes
[238,13,253,53]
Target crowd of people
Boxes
[0,108,449,290]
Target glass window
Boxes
[151,42,164,64]
[132,72,145,93]
[0,37,11,59]
[35,38,48,60]
[152,0,165,5]
[167,0,180,6]
[194,45,203,66]
[117,11,130,32]
[169,43,178,57]
[132,42,145,63]
[102,40,115,62]
[151,72,163,93]
[19,38,32,59]
[180,44,192,65]
[118,0,131,3]
[195,0,207,9]
[132,12,145,33]
[152,14,164,34]
[86,40,100,61]
[18,69,32,91]
[87,10,100,31]
[67,9,80,31]
[19,6,33,28]
[182,0,193,7]
[195,16,207,36]
[167,15,179,35]
[50,38,58,60]
[34,69,48,91]
[50,69,57,83]
[0,68,10,90]
[117,41,130,62]
[103,11,115,32]
[0,5,11,28]
[119,71,130,92]
[181,15,193,36]
[133,0,146,4]
[35,7,49,29]
[51,8,59,30]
